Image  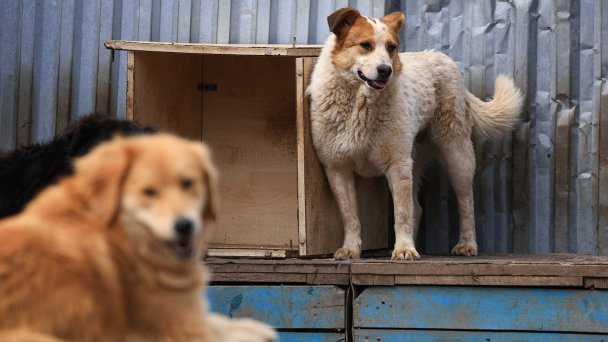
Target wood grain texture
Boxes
[132,51,202,139]
[207,286,345,329]
[354,286,608,332]
[354,329,608,341]
[297,57,389,256]
[105,40,321,56]
[202,55,298,248]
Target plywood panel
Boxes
[132,52,202,140]
[202,55,298,248]
[207,286,345,329]
[354,286,608,332]
[297,57,388,256]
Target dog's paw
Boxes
[451,242,478,256]
[221,318,277,342]
[391,247,420,260]
[334,247,360,260]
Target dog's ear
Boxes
[327,7,361,38]
[381,11,405,32]
[192,142,220,223]
[71,138,133,227]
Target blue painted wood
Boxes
[207,286,345,329]
[354,329,608,342]
[354,286,608,333]
[0,0,20,151]
[278,332,344,342]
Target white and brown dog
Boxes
[307,7,524,260]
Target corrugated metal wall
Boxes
[0,0,606,255]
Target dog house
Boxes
[105,41,388,258]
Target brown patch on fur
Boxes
[382,11,405,74]
[331,16,375,70]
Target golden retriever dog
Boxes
[0,134,276,342]
[307,8,524,260]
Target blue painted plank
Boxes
[354,286,608,333]
[354,329,608,342]
[207,286,344,329]
[16,0,36,145]
[0,0,20,151]
[279,332,344,342]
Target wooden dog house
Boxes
[105,41,388,258]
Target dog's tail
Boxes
[466,75,524,141]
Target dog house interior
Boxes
[105,41,388,258]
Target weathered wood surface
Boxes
[105,40,321,56]
[207,286,344,329]
[353,286,608,333]
[207,254,608,287]
[354,329,608,341]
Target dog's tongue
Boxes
[372,81,386,88]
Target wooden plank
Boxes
[0,0,20,151]
[353,286,608,332]
[207,248,292,259]
[55,0,75,132]
[306,274,350,286]
[211,272,307,284]
[584,277,608,289]
[207,286,345,329]
[205,258,350,275]
[352,274,395,286]
[125,52,134,120]
[16,0,36,146]
[105,40,322,56]
[297,56,389,256]
[132,51,202,139]
[392,275,582,287]
[202,55,298,248]
[354,329,608,342]
[277,332,345,342]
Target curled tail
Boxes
[467,75,524,141]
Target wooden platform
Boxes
[207,253,608,288]
[206,254,608,341]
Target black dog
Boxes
[0,114,155,219]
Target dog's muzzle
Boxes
[357,70,389,90]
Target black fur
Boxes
[0,114,155,219]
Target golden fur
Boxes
[0,134,276,341]
[308,8,524,260]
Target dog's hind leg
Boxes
[437,137,478,256]
[325,168,362,260]
[387,160,421,260]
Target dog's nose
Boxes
[174,218,193,238]
[377,64,392,79]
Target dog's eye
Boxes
[360,42,373,51]
[387,44,397,53]
[143,187,158,197]
[180,178,193,190]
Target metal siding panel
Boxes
[230,0,254,44]
[71,0,101,119]
[0,1,20,151]
[278,332,345,342]
[56,0,75,132]
[295,0,310,44]
[95,0,115,116]
[16,0,36,146]
[571,0,598,254]
[599,1,608,256]
[207,286,345,329]
[177,0,192,43]
[138,0,153,41]
[216,0,231,43]
[528,0,555,253]
[197,0,218,43]
[31,0,62,142]
[159,0,178,42]
[269,0,295,44]
[110,0,137,119]
[255,0,271,43]
[354,286,608,332]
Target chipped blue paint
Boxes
[207,285,345,329]
[354,286,608,333]
[354,329,608,341]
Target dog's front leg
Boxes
[386,160,420,260]
[325,167,361,260]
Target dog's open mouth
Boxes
[171,238,194,260]
[357,70,387,90]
